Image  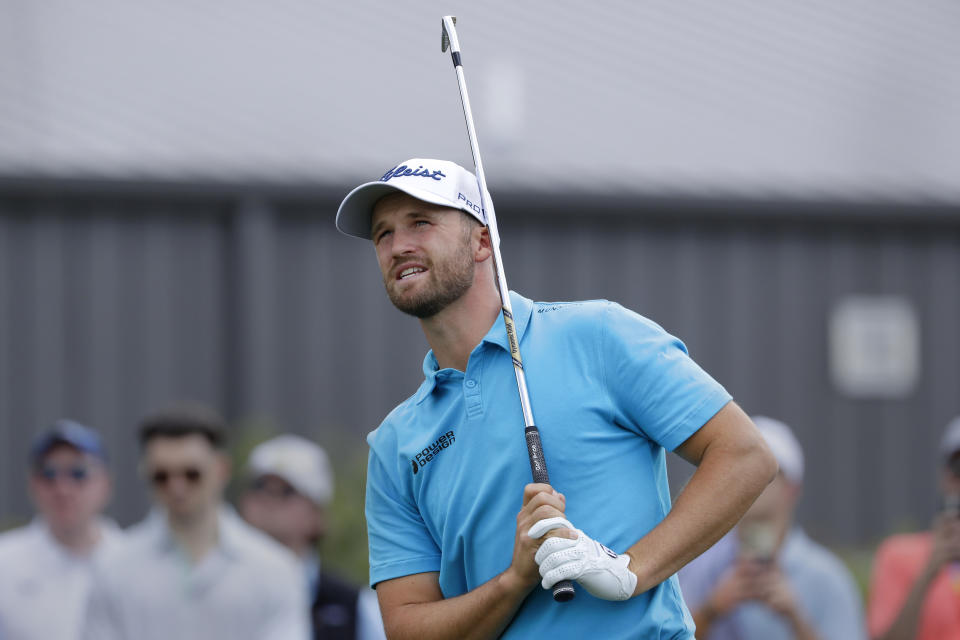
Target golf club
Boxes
[441,15,575,603]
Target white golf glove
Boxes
[528,517,638,601]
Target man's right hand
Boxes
[505,483,573,592]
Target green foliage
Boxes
[0,516,28,533]
[836,545,877,604]
[322,440,372,585]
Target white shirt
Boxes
[81,506,310,640]
[356,587,387,640]
[0,517,124,640]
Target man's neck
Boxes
[420,279,502,372]
[49,520,102,556]
[168,507,220,564]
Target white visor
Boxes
[336,158,486,239]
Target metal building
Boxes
[2,2,960,550]
[1,181,957,547]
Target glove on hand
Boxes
[528,517,638,601]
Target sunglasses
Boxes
[249,476,297,499]
[35,464,92,483]
[149,467,204,488]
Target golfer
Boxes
[336,158,777,639]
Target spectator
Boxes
[867,415,960,640]
[680,416,866,640]
[240,434,387,640]
[0,420,123,640]
[81,405,309,640]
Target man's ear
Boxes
[474,225,493,262]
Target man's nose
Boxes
[390,227,418,255]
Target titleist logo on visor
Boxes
[380,164,447,182]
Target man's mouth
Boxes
[398,266,427,280]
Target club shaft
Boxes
[450,65,536,430]
[442,16,575,603]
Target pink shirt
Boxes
[868,532,960,640]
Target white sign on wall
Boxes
[829,296,920,398]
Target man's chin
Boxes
[166,505,203,522]
[48,515,85,531]
[385,265,473,319]
[387,289,446,319]
[394,300,444,319]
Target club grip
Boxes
[524,426,576,602]
[524,426,550,484]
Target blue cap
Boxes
[30,419,108,464]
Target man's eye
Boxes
[375,230,392,243]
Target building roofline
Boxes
[1,174,958,226]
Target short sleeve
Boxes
[365,447,442,588]
[600,302,731,451]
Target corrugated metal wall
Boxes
[1,182,958,547]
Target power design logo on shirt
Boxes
[411,430,456,474]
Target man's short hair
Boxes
[138,404,227,450]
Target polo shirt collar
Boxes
[482,291,534,352]
[414,291,533,404]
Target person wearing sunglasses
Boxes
[0,419,123,640]
[240,434,386,640]
[867,415,960,640]
[80,405,309,640]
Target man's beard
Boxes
[385,242,475,319]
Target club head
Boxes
[441,16,457,52]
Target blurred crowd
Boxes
[0,406,385,640]
[679,414,960,640]
[1,407,959,639]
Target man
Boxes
[867,415,960,640]
[81,405,309,640]
[0,420,122,640]
[240,434,387,640]
[335,158,778,639]
[679,416,865,640]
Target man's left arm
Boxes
[625,401,776,595]
[532,401,777,599]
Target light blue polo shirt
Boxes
[365,292,732,639]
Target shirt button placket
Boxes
[464,377,483,419]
